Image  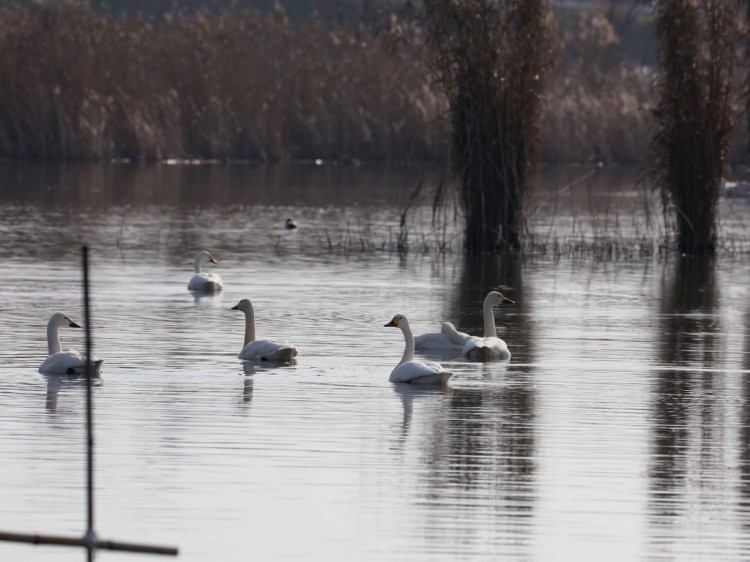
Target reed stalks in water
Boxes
[651,0,737,255]
[416,0,553,253]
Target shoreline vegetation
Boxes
[2,1,746,166]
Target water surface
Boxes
[1,162,749,561]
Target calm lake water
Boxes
[1,161,750,562]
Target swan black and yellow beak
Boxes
[209,255,218,264]
[230,304,239,310]
[501,295,515,305]
[385,317,399,328]
[69,319,81,328]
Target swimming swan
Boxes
[188,250,223,293]
[414,321,471,351]
[385,314,452,386]
[38,312,103,376]
[462,291,514,360]
[231,299,298,363]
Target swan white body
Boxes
[188,251,223,293]
[385,314,452,386]
[39,312,103,376]
[231,299,298,363]
[414,321,471,351]
[462,291,514,360]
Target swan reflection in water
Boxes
[392,383,452,448]
[192,290,224,307]
[43,374,102,413]
[238,361,297,408]
[239,368,255,407]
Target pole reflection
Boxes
[738,294,750,529]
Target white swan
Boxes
[462,291,514,360]
[38,312,103,376]
[188,250,223,293]
[231,299,298,363]
[385,314,452,385]
[414,321,471,351]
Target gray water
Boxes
[1,161,750,562]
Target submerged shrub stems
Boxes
[420,0,553,253]
[652,0,737,255]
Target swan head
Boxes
[48,312,81,329]
[196,250,218,265]
[385,314,410,331]
[486,290,515,306]
[231,299,253,314]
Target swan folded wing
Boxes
[441,322,472,346]
[188,272,223,292]
[39,351,103,376]
[415,326,468,352]
[239,339,298,362]
[389,359,452,384]
[462,336,510,360]
[415,331,458,351]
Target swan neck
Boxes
[47,322,61,355]
[399,325,415,365]
[194,254,203,273]
[243,306,256,345]
[483,299,497,338]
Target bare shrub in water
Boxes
[418,0,553,252]
[652,0,737,255]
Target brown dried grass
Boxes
[0,1,443,160]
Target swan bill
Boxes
[385,316,400,328]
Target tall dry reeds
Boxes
[2,1,748,172]
[417,0,553,252]
[0,2,443,161]
[652,0,738,255]
[541,7,655,164]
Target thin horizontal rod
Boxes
[0,531,178,556]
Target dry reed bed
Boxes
[0,3,444,160]
[0,2,672,164]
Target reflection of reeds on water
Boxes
[649,256,722,522]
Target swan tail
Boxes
[68,360,104,376]
[463,343,510,361]
[261,346,298,363]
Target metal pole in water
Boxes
[0,246,178,559]
[82,246,95,562]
